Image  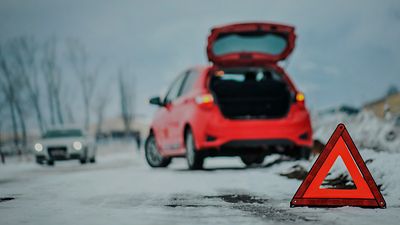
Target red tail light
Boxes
[195,93,214,108]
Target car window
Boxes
[212,32,288,56]
[43,129,83,138]
[164,72,187,104]
[180,70,198,96]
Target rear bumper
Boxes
[199,139,296,157]
[194,106,312,150]
[35,154,82,161]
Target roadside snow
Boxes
[310,111,400,206]
[313,111,400,153]
[0,142,399,225]
[359,149,400,206]
[1,112,400,225]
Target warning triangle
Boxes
[290,123,386,208]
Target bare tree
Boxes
[67,40,99,130]
[94,91,109,137]
[9,37,46,134]
[42,39,64,126]
[62,89,77,124]
[0,96,6,163]
[13,89,28,149]
[0,44,27,151]
[93,69,112,140]
[0,58,18,149]
[118,69,135,136]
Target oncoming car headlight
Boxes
[73,141,82,150]
[34,143,43,152]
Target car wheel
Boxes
[145,134,171,168]
[47,160,54,166]
[80,158,87,164]
[240,154,265,167]
[89,157,96,163]
[185,130,204,170]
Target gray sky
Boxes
[1,0,400,120]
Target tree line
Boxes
[0,37,135,153]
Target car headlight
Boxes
[73,141,82,150]
[34,143,43,152]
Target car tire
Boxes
[240,154,265,167]
[89,157,96,163]
[185,129,204,170]
[80,158,87,164]
[145,134,171,168]
[47,160,54,166]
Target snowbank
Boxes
[288,110,400,205]
[361,149,400,206]
[313,110,400,153]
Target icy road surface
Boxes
[0,143,398,225]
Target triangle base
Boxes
[291,198,385,208]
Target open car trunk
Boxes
[210,68,292,119]
[207,22,296,67]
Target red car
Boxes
[145,22,313,169]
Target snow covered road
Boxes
[0,143,398,225]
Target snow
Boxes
[1,111,400,224]
[0,145,304,225]
[312,110,400,206]
[313,110,400,153]
[0,143,398,225]
[359,149,400,206]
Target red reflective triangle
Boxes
[290,123,386,208]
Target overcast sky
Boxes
[1,0,400,120]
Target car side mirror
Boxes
[149,96,165,107]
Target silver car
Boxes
[34,128,96,166]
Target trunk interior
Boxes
[210,68,292,119]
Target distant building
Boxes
[363,93,400,118]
